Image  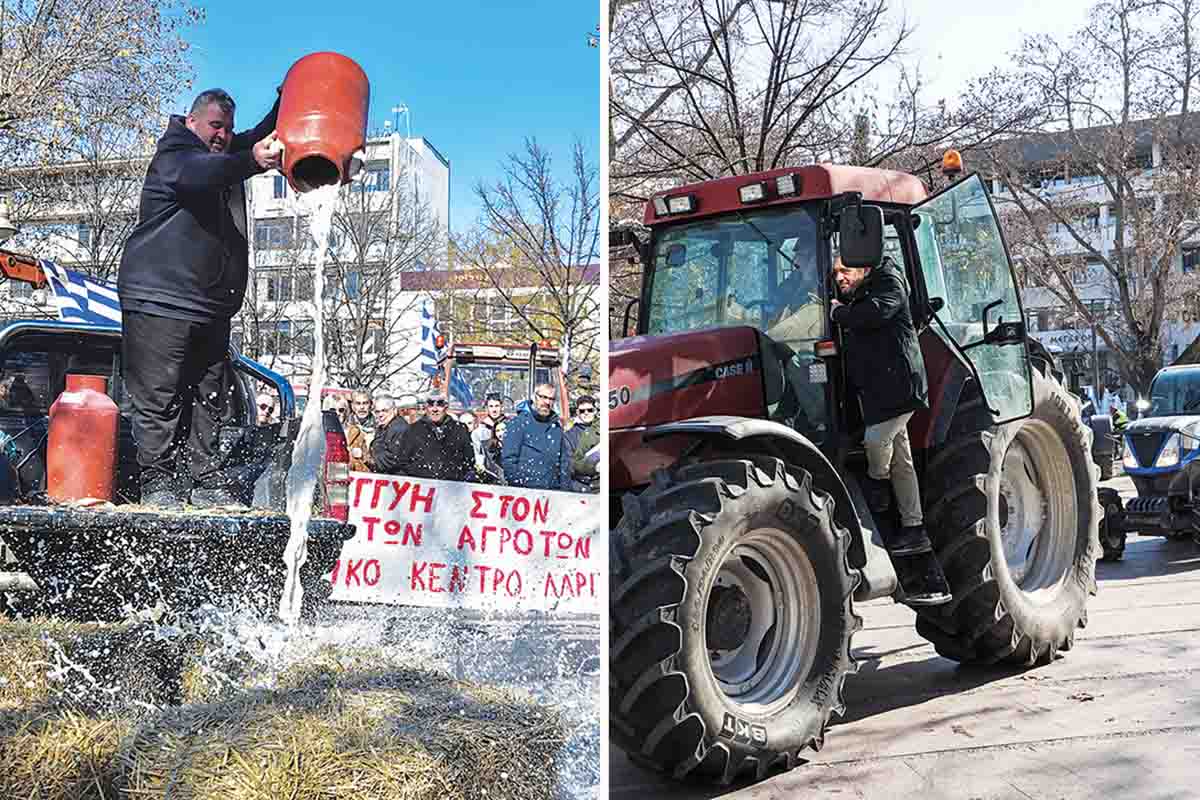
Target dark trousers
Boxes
[121,310,233,491]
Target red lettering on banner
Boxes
[475,565,492,593]
[371,479,387,509]
[539,530,557,556]
[353,476,372,507]
[449,564,469,592]
[481,525,497,552]
[389,480,411,511]
[411,483,436,513]
[404,522,423,546]
[384,519,401,543]
[512,496,530,521]
[514,528,533,555]
[362,516,381,542]
[470,490,493,518]
[411,561,429,591]
[533,497,549,525]
[363,559,381,586]
[499,495,513,518]
[428,562,445,592]
[344,559,363,586]
[458,525,477,551]
[506,569,523,596]
[574,535,591,560]
[500,526,513,551]
[331,559,341,583]
[543,570,598,598]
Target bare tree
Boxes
[456,139,600,379]
[985,0,1200,395]
[235,168,445,395]
[0,0,198,167]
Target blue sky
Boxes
[181,1,600,234]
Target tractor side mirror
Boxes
[838,204,884,268]
[610,227,649,265]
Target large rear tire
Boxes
[917,369,1100,665]
[610,456,859,784]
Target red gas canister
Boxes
[277,52,370,193]
[47,374,118,503]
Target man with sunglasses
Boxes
[501,383,570,490]
[567,395,599,493]
[383,393,474,481]
[256,393,276,426]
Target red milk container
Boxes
[47,374,118,502]
[277,52,371,193]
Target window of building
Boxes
[10,281,33,299]
[352,161,391,193]
[1184,247,1200,273]
[77,223,95,249]
[273,175,287,199]
[345,271,361,300]
[267,274,293,302]
[254,218,294,250]
[296,270,314,301]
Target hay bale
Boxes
[120,657,566,799]
[0,709,127,799]
[0,618,190,713]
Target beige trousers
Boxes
[864,412,922,528]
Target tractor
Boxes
[433,339,570,419]
[609,155,1101,784]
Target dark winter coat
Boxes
[501,408,570,490]
[370,417,409,473]
[118,100,279,322]
[570,420,600,491]
[830,258,928,426]
[389,416,474,482]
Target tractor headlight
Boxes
[1123,441,1138,469]
[1155,433,1181,468]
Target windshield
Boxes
[1147,370,1200,417]
[646,204,825,345]
[450,362,558,412]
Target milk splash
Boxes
[278,182,340,625]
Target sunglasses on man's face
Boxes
[427,399,448,407]
[578,407,596,415]
[258,403,272,410]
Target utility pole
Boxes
[1090,300,1103,409]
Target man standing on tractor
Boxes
[831,251,952,604]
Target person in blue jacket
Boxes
[501,384,570,490]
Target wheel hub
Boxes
[999,440,1046,585]
[706,585,752,651]
[706,529,822,713]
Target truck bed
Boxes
[0,504,354,620]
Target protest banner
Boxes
[328,473,602,613]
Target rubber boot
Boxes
[139,465,187,509]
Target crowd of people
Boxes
[257,386,600,493]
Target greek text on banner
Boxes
[328,472,602,614]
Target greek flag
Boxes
[418,301,474,407]
[40,260,122,327]
[418,301,441,377]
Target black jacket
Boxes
[387,416,474,482]
[370,417,409,473]
[118,100,278,322]
[831,258,928,426]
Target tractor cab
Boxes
[433,340,569,419]
[612,163,1034,489]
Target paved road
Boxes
[609,475,1200,799]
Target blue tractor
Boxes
[1099,364,1200,560]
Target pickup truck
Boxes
[0,318,355,620]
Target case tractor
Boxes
[609,156,1101,784]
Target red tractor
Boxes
[609,156,1100,784]
[433,339,570,419]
